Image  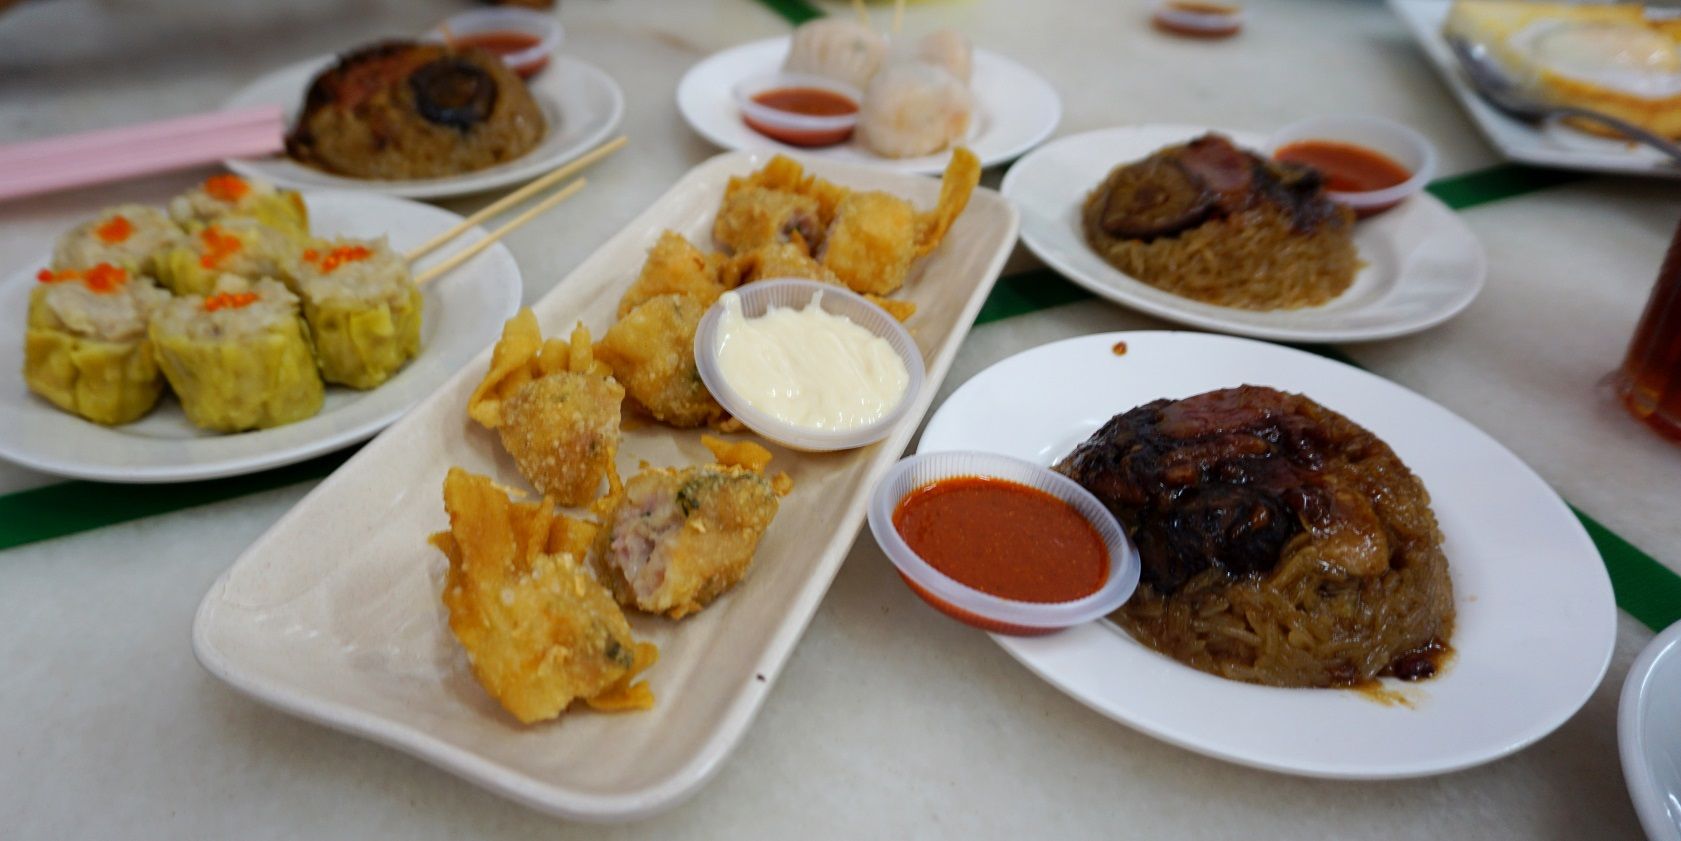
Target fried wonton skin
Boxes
[720,154,850,231]
[618,231,729,318]
[595,294,725,428]
[914,146,981,258]
[593,464,780,619]
[469,309,612,429]
[431,468,656,723]
[712,187,825,255]
[723,241,841,288]
[498,371,625,506]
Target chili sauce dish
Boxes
[866,450,1141,635]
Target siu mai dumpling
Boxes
[858,61,974,159]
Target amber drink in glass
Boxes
[1613,218,1681,442]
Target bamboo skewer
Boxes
[852,0,869,25]
[414,177,588,286]
[892,0,906,35]
[404,135,626,263]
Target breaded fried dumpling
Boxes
[818,190,918,296]
[816,146,979,296]
[25,264,170,425]
[618,231,728,318]
[149,275,323,431]
[713,187,825,255]
[431,468,656,723]
[595,294,725,428]
[723,241,840,288]
[51,205,182,277]
[498,371,625,506]
[594,464,779,619]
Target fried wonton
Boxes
[595,294,725,428]
[817,147,980,296]
[592,464,780,619]
[468,309,612,429]
[469,310,623,503]
[431,468,656,723]
[722,241,841,288]
[712,187,825,256]
[719,154,850,232]
[618,231,729,318]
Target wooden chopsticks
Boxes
[413,177,587,285]
[405,135,627,263]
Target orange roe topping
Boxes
[197,226,244,270]
[203,291,260,312]
[96,215,135,244]
[204,174,251,203]
[302,244,373,274]
[34,263,129,293]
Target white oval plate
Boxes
[918,331,1616,779]
[1000,125,1487,343]
[192,152,1019,820]
[1621,619,1681,841]
[222,54,624,199]
[0,192,522,483]
[677,36,1061,174]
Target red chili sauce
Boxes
[1275,140,1413,215]
[742,87,859,148]
[453,31,547,78]
[892,477,1108,604]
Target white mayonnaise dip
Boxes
[714,291,909,430]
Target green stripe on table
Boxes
[752,0,824,25]
[0,448,355,550]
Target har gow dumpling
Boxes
[858,61,974,159]
[783,19,887,90]
[910,29,973,84]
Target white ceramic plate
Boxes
[1000,125,1487,343]
[222,54,625,199]
[1389,0,1681,179]
[0,192,522,482]
[192,151,1019,820]
[677,36,1061,174]
[918,331,1617,779]
[1621,619,1681,841]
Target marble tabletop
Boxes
[2,0,1677,837]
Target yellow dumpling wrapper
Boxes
[24,295,162,426]
[305,284,424,390]
[150,308,324,432]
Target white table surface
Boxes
[2,0,1677,837]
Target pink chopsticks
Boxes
[0,106,286,203]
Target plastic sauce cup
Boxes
[732,73,862,148]
[867,451,1142,636]
[427,8,563,79]
[695,278,924,452]
[1267,115,1437,217]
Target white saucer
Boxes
[1000,125,1487,343]
[919,331,1616,779]
[0,192,522,482]
[221,54,624,199]
[677,36,1061,174]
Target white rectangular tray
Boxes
[192,151,1019,821]
[1389,0,1681,178]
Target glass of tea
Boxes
[1611,217,1681,443]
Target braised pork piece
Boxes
[1055,386,1454,687]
